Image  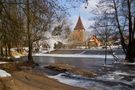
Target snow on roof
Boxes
[0,69,11,77]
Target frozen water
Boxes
[48,73,111,90]
[48,72,133,90]
[113,71,129,76]
[32,49,133,89]
[33,53,125,59]
[97,74,115,80]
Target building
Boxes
[68,16,86,48]
[68,16,102,48]
[74,16,85,43]
[87,35,101,48]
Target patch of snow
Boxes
[90,46,103,50]
[0,69,11,77]
[0,62,8,64]
[102,64,113,67]
[97,74,124,81]
[48,73,81,85]
[90,45,121,50]
[123,62,135,65]
[109,45,122,49]
[113,71,129,76]
[97,74,115,80]
[13,55,21,58]
[41,50,48,53]
[34,49,55,55]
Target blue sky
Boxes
[63,0,99,32]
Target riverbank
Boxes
[0,71,85,90]
[0,60,85,90]
[1,53,135,90]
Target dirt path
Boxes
[0,71,85,90]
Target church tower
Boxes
[73,16,85,44]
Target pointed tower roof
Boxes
[74,16,85,30]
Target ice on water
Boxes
[48,72,134,90]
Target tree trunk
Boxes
[125,0,135,63]
[125,52,135,63]
[26,0,34,64]
[125,39,135,62]
[28,42,34,63]
[5,46,8,58]
[0,47,4,57]
[8,44,11,56]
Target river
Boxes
[22,49,135,90]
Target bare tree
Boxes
[90,0,135,62]
[24,0,66,63]
[0,0,66,62]
[0,0,25,57]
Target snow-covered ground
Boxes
[0,62,11,77]
[87,45,121,50]
[0,62,8,64]
[0,69,11,77]
[14,56,21,58]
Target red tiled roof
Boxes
[74,16,85,30]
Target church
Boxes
[68,16,101,48]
